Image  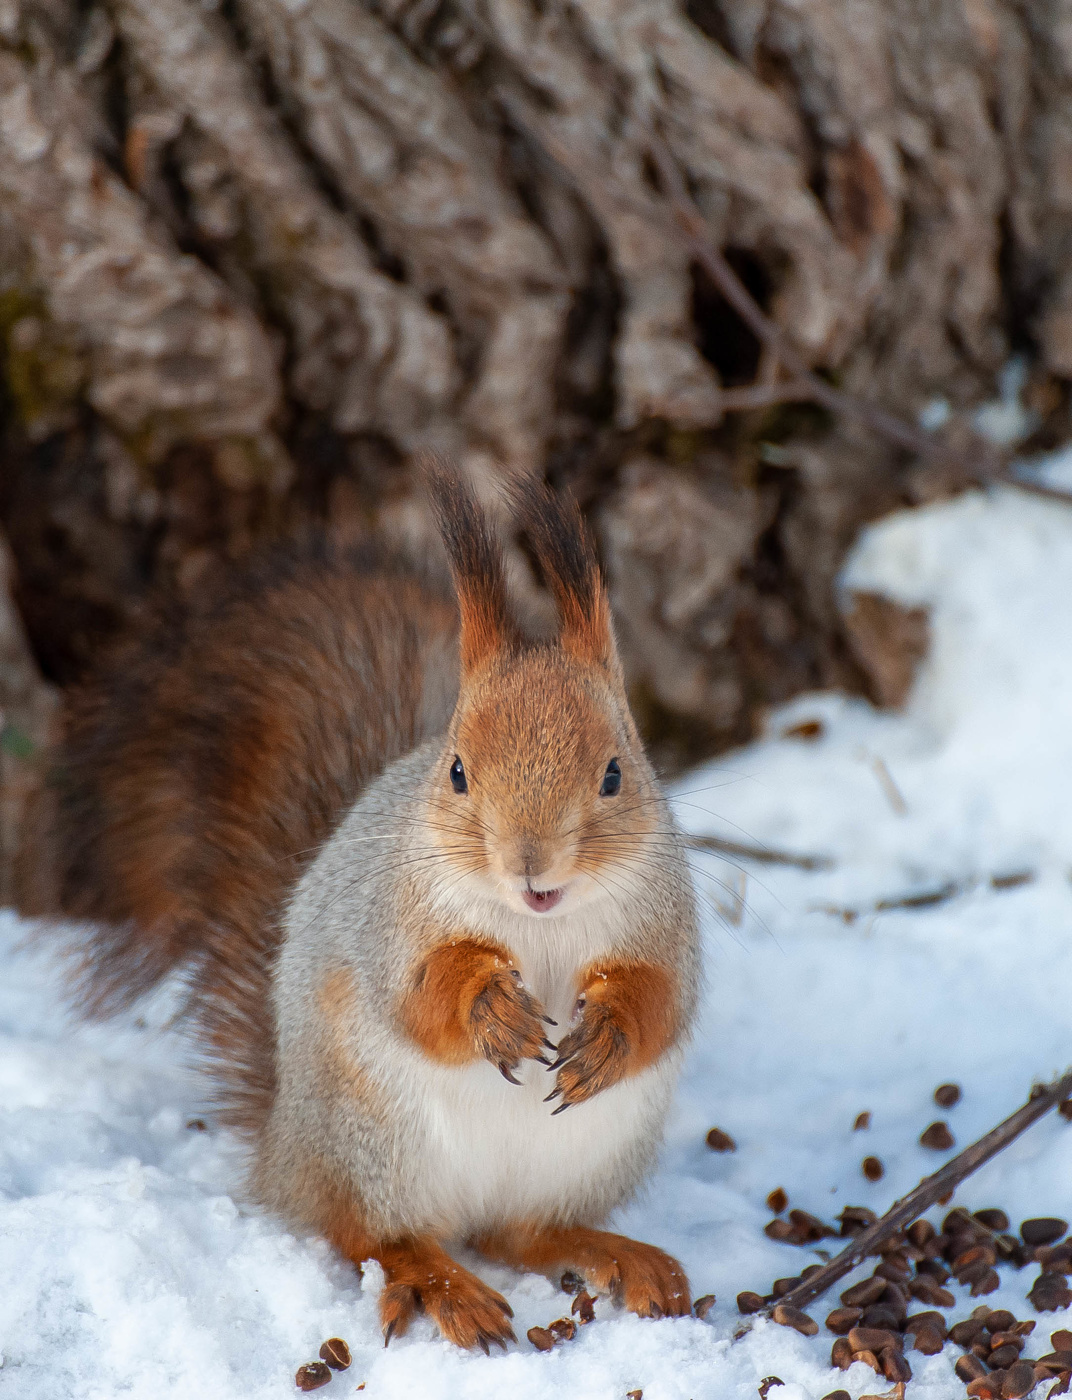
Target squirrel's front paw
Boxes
[469,968,552,1082]
[545,1001,629,1111]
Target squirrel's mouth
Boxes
[522,887,563,913]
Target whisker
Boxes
[666,775,760,800]
[289,845,486,939]
[279,808,497,863]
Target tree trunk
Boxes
[1,0,1070,870]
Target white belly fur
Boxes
[399,1051,675,1238]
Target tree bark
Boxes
[1,0,1070,846]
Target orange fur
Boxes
[399,939,547,1071]
[474,1222,690,1318]
[557,575,614,670]
[456,584,517,676]
[282,1159,516,1349]
[549,961,678,1109]
[427,647,657,899]
[375,1237,516,1350]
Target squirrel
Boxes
[26,461,702,1350]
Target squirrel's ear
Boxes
[422,453,519,673]
[516,478,619,672]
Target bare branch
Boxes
[686,832,833,872]
[768,1068,1072,1318]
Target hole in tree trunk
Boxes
[691,248,772,386]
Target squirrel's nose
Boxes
[514,840,550,883]
[522,847,544,880]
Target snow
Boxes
[6,483,1072,1399]
[1011,440,1072,497]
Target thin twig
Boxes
[643,135,949,459]
[1002,470,1072,507]
[871,756,907,815]
[767,1067,1072,1318]
[685,832,832,871]
[718,380,817,411]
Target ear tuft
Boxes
[513,475,617,670]
[421,451,518,673]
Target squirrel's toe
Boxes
[432,1280,515,1350]
[617,1243,691,1319]
[379,1284,421,1345]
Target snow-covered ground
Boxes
[5,483,1072,1400]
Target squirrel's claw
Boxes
[541,1037,557,1052]
[543,1087,561,1102]
[383,1319,396,1348]
[498,1061,522,1085]
[550,1101,571,1115]
[542,1015,558,1026]
[478,1325,515,1354]
[533,1054,552,1066]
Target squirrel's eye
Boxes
[449,756,468,794]
[599,757,621,797]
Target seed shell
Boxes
[1003,1360,1038,1398]
[920,1121,955,1150]
[1023,1219,1069,1247]
[975,1209,1011,1232]
[1030,1273,1072,1312]
[572,1291,597,1324]
[847,1326,901,1355]
[295,1363,332,1392]
[956,1354,989,1382]
[318,1339,351,1371]
[772,1304,818,1336]
[882,1347,912,1383]
[706,1127,737,1152]
[831,1338,854,1369]
[910,1325,946,1355]
[737,1291,766,1315]
[841,1278,887,1308]
[825,1307,863,1334]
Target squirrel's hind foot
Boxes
[474,1223,691,1321]
[580,1234,691,1319]
[378,1237,516,1351]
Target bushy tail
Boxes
[26,544,457,1132]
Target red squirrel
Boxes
[30,463,701,1350]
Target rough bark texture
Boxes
[3,0,1072,890]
